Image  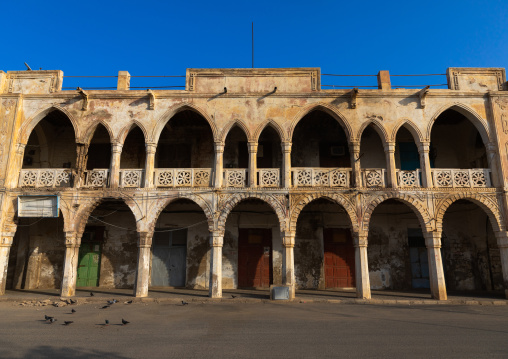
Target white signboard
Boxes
[18,196,60,218]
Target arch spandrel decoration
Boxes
[20,105,80,144]
[426,103,491,143]
[253,119,287,143]
[146,193,214,233]
[289,193,359,233]
[361,193,434,233]
[288,103,353,142]
[116,121,150,146]
[434,193,505,233]
[356,119,389,146]
[391,119,424,145]
[217,193,287,232]
[220,120,252,143]
[152,103,219,143]
[81,121,115,145]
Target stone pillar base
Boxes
[209,233,223,298]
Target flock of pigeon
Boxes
[43,291,193,327]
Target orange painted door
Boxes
[324,228,355,288]
[238,229,272,288]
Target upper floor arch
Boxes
[392,119,424,145]
[220,120,252,143]
[20,106,79,145]
[254,120,286,143]
[356,119,389,146]
[82,121,114,145]
[117,121,149,146]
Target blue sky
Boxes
[2,0,507,89]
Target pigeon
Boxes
[71,309,76,314]
[90,292,94,297]
[105,319,109,326]
[44,315,53,321]
[107,300,115,305]
[231,295,237,299]
[101,305,110,309]
[69,299,77,304]
[121,319,130,326]
[49,318,57,324]
[181,300,189,306]
[64,321,73,326]
[126,300,133,304]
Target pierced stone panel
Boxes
[155,168,212,188]
[85,169,109,187]
[224,169,247,187]
[292,167,351,187]
[19,169,72,188]
[258,168,280,187]
[432,169,491,188]
[120,169,143,188]
[362,169,386,187]
[397,170,420,187]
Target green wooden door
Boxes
[76,228,103,287]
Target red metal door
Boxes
[238,229,272,288]
[324,228,355,288]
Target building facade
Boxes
[0,67,507,300]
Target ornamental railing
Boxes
[19,169,72,188]
[223,169,248,187]
[397,169,421,187]
[84,169,109,187]
[155,168,212,187]
[292,167,351,187]
[361,168,386,187]
[120,169,144,188]
[257,168,280,187]
[431,168,491,188]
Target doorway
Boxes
[324,228,355,288]
[408,228,430,289]
[76,227,104,287]
[151,229,187,287]
[238,228,273,288]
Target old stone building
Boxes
[0,67,507,301]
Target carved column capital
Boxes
[353,232,368,247]
[424,231,442,248]
[145,143,157,154]
[495,231,508,248]
[0,235,14,247]
[383,142,396,153]
[282,231,295,248]
[64,231,80,248]
[281,141,292,153]
[214,142,225,153]
[112,142,123,153]
[15,143,26,155]
[138,231,152,248]
[418,142,431,153]
[486,142,498,154]
[247,142,258,153]
[349,141,360,152]
[210,231,224,247]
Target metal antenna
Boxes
[252,22,254,68]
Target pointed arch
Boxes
[82,121,114,145]
[392,119,424,145]
[361,193,433,233]
[152,103,218,143]
[435,193,505,233]
[289,103,353,142]
[146,194,214,233]
[20,105,79,144]
[117,121,149,145]
[289,193,359,232]
[357,119,389,146]
[253,119,286,143]
[220,120,252,143]
[426,103,490,143]
[217,193,287,232]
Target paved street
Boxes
[0,301,507,358]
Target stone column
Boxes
[74,143,88,188]
[144,143,157,188]
[353,232,371,299]
[248,142,258,187]
[61,232,80,298]
[110,143,122,188]
[384,142,397,188]
[209,231,223,298]
[282,231,296,299]
[419,142,433,188]
[495,231,508,299]
[424,231,447,300]
[282,141,292,188]
[7,143,25,188]
[349,141,362,187]
[214,142,224,188]
[134,231,152,297]
[0,234,14,295]
[486,143,500,187]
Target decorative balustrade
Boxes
[155,168,212,187]
[292,168,351,187]
[84,169,109,187]
[223,169,248,187]
[431,168,491,188]
[257,168,280,187]
[120,169,144,188]
[361,169,386,187]
[19,169,72,188]
[397,169,421,187]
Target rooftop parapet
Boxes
[0,70,63,94]
[446,67,506,92]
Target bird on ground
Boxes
[107,300,115,305]
[90,292,94,297]
[121,319,130,326]
[49,318,57,324]
[71,309,76,314]
[69,299,76,304]
[126,300,133,304]
[105,319,109,326]
[231,295,237,299]
[101,305,110,309]
[64,321,73,326]
[181,300,189,306]
[44,315,53,321]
